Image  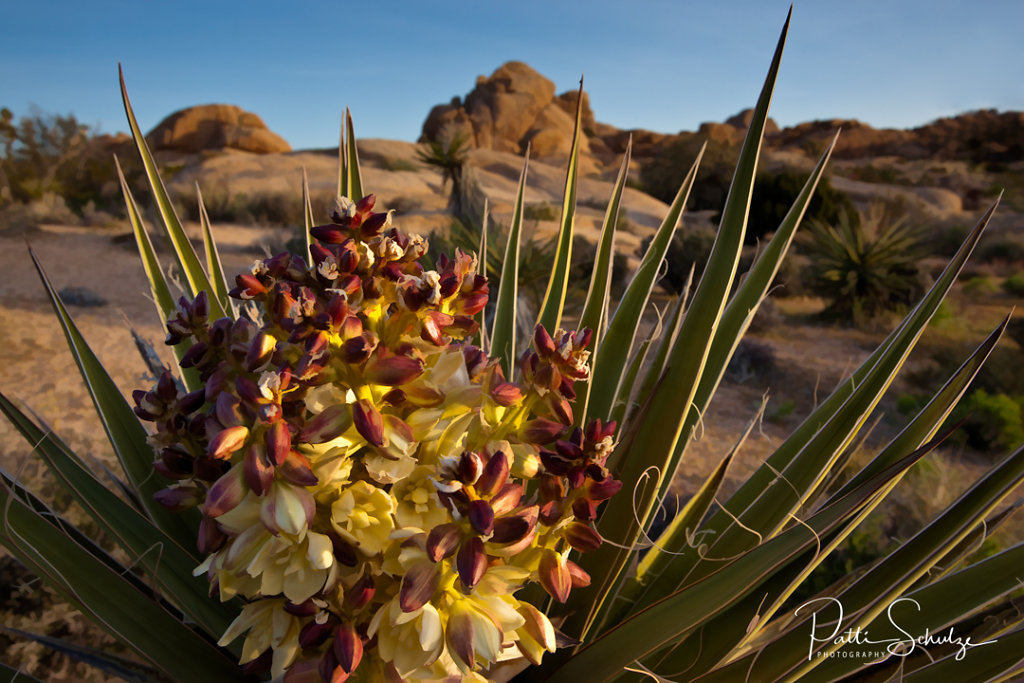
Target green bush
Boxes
[963,275,1000,296]
[1002,272,1024,296]
[948,389,1024,452]
[799,204,927,323]
[747,171,859,245]
[639,134,737,212]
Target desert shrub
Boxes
[524,203,558,221]
[975,233,1024,265]
[798,203,927,323]
[385,195,424,215]
[179,188,302,226]
[725,339,776,383]
[947,389,1024,452]
[1002,272,1024,296]
[377,157,420,172]
[962,274,1000,296]
[847,164,906,185]
[639,134,737,212]
[747,171,859,245]
[643,225,717,294]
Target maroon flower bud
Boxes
[154,484,201,511]
[490,506,539,551]
[381,388,406,406]
[234,273,269,298]
[555,438,585,460]
[245,331,277,371]
[243,444,274,496]
[331,534,358,567]
[345,573,376,610]
[522,418,566,445]
[572,497,599,521]
[318,651,339,683]
[567,560,591,587]
[456,536,488,589]
[197,514,226,553]
[534,325,556,356]
[356,194,376,214]
[265,420,291,466]
[205,465,247,517]
[539,550,571,603]
[180,341,209,369]
[279,450,318,487]
[365,353,424,386]
[446,607,476,672]
[540,450,574,476]
[468,499,495,536]
[399,561,438,613]
[299,404,353,444]
[489,483,524,516]
[545,395,574,425]
[207,425,249,460]
[490,382,523,407]
[215,392,243,427]
[361,212,389,236]
[458,451,484,485]
[157,446,194,479]
[352,400,385,446]
[333,623,363,674]
[310,224,347,244]
[587,477,623,502]
[299,620,334,649]
[340,336,373,364]
[422,520,457,559]
[476,452,510,498]
[564,521,603,553]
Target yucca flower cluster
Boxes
[131,194,621,682]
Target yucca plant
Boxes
[3,10,1024,683]
[800,202,927,322]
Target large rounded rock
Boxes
[147,104,291,154]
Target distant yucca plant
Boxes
[800,202,927,322]
[3,10,1024,683]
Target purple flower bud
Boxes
[153,484,201,511]
[204,465,247,517]
[207,425,249,460]
[245,331,277,371]
[399,561,438,613]
[265,420,291,466]
[352,400,384,447]
[333,623,363,674]
[587,477,623,502]
[180,341,209,369]
[567,559,591,587]
[539,550,571,603]
[361,212,388,236]
[426,523,462,562]
[197,514,226,554]
[490,483,524,516]
[564,521,603,553]
[534,325,556,356]
[364,354,424,386]
[468,499,495,536]
[299,620,334,649]
[215,392,243,427]
[345,573,375,610]
[522,418,566,445]
[299,404,354,444]
[456,536,488,589]
[458,451,484,485]
[476,452,510,498]
[243,444,274,496]
[279,450,318,487]
[310,224,347,244]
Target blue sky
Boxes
[2,1,1022,151]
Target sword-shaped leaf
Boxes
[118,66,226,321]
[490,147,530,376]
[577,138,631,422]
[303,167,315,265]
[536,79,583,333]
[29,249,197,553]
[197,184,236,318]
[0,483,245,682]
[0,392,240,643]
[564,10,791,641]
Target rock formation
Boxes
[147,104,291,155]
